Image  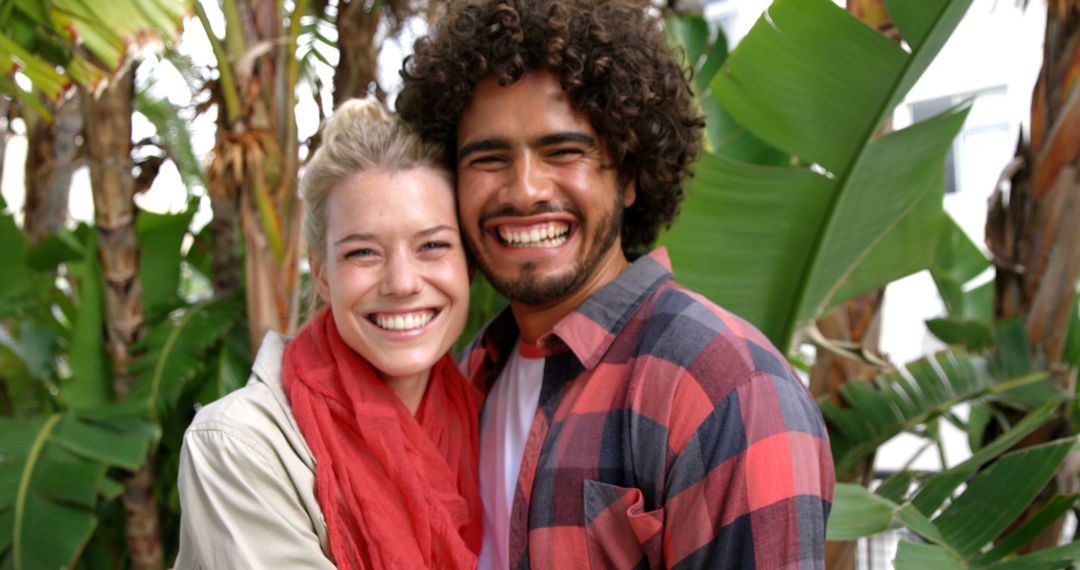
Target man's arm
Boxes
[663,370,834,569]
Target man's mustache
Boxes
[477,203,585,224]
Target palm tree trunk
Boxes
[82,63,163,570]
[334,1,381,105]
[24,93,81,243]
[985,0,1079,553]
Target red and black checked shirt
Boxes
[462,248,834,569]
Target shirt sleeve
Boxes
[173,426,337,570]
[662,370,834,569]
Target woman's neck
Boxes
[377,370,431,415]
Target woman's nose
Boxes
[379,254,423,297]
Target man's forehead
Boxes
[456,71,594,146]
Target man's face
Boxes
[456,71,635,307]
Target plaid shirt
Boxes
[463,248,834,569]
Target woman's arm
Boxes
[173,426,336,570]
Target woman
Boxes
[174,99,482,569]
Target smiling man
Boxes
[398,1,834,568]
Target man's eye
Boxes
[547,147,584,161]
[470,155,507,168]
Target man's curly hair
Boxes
[396,0,704,254]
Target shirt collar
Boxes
[480,247,673,370]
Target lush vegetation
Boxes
[0,0,1076,568]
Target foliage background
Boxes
[0,0,1077,568]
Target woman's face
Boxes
[313,167,469,386]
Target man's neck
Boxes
[511,252,629,343]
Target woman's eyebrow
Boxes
[416,225,457,239]
[333,233,376,246]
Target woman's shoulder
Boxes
[183,332,313,468]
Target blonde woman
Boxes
[175,100,482,569]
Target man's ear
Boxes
[622,176,637,208]
[310,253,332,304]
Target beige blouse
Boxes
[173,333,335,569]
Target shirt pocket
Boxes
[583,480,665,569]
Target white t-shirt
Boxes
[477,341,544,570]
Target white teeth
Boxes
[372,311,435,331]
[498,223,570,248]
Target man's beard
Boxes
[469,193,624,307]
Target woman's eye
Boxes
[344,248,375,259]
[420,241,451,252]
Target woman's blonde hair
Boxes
[301,98,449,312]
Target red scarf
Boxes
[282,309,483,569]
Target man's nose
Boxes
[379,253,423,297]
[501,153,554,210]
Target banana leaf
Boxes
[137,201,198,320]
[822,345,1058,476]
[127,294,245,419]
[0,412,155,570]
[662,0,975,350]
[829,434,1079,568]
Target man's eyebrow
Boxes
[458,138,512,161]
[532,132,597,148]
[333,233,375,246]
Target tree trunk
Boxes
[23,93,82,243]
[985,0,1079,553]
[334,1,381,106]
[82,64,162,570]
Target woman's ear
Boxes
[310,253,331,303]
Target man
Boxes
[397,1,834,568]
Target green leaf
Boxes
[875,470,915,504]
[912,401,1057,516]
[965,403,990,453]
[63,228,112,409]
[137,202,198,320]
[13,494,95,570]
[664,15,709,71]
[825,482,896,540]
[972,494,1079,566]
[694,25,727,96]
[930,215,990,317]
[135,77,206,191]
[894,541,963,570]
[0,209,33,316]
[823,348,1054,477]
[926,317,993,350]
[1063,292,1079,369]
[666,0,975,350]
[97,477,123,501]
[714,0,905,172]
[992,318,1035,378]
[932,438,1076,558]
[30,460,105,508]
[26,230,84,271]
[49,415,152,470]
[664,155,832,343]
[129,295,244,418]
[991,540,1080,570]
[455,274,508,356]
